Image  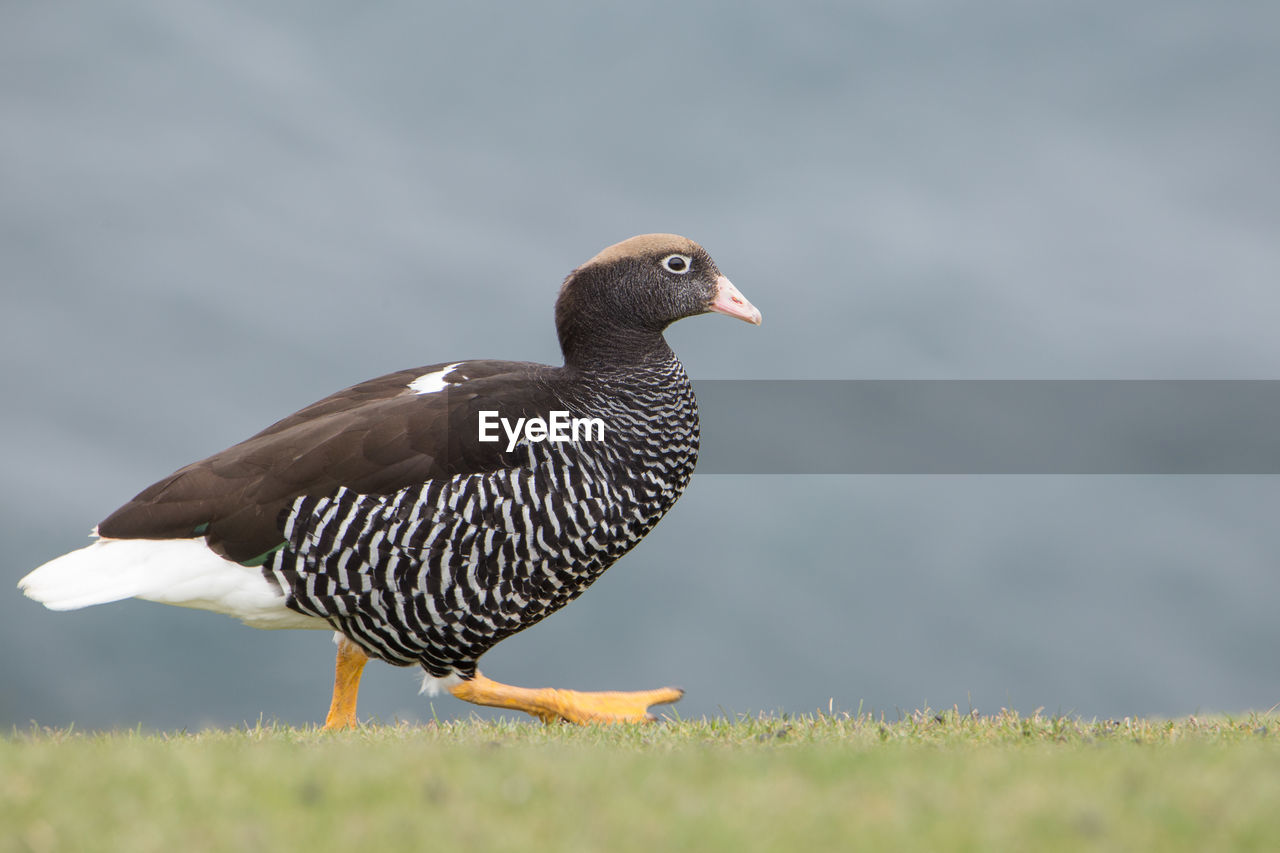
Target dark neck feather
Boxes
[558,320,675,372]
[555,268,676,371]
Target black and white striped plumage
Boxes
[266,357,699,678]
[20,233,761,699]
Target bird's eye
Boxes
[661,254,692,274]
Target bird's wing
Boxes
[98,360,564,563]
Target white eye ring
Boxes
[661,254,693,274]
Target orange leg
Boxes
[322,635,369,730]
[448,671,683,724]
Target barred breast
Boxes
[267,360,700,677]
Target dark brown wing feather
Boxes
[98,360,562,562]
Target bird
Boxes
[19,233,762,728]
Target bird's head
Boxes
[555,233,761,366]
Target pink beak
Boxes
[708,274,763,326]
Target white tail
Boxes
[18,535,325,630]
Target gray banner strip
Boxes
[692,380,1280,474]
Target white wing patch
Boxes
[409,362,466,395]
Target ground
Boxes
[4,709,1279,852]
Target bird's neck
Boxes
[558,322,677,373]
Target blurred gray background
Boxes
[4,1,1279,730]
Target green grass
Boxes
[4,709,1280,852]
